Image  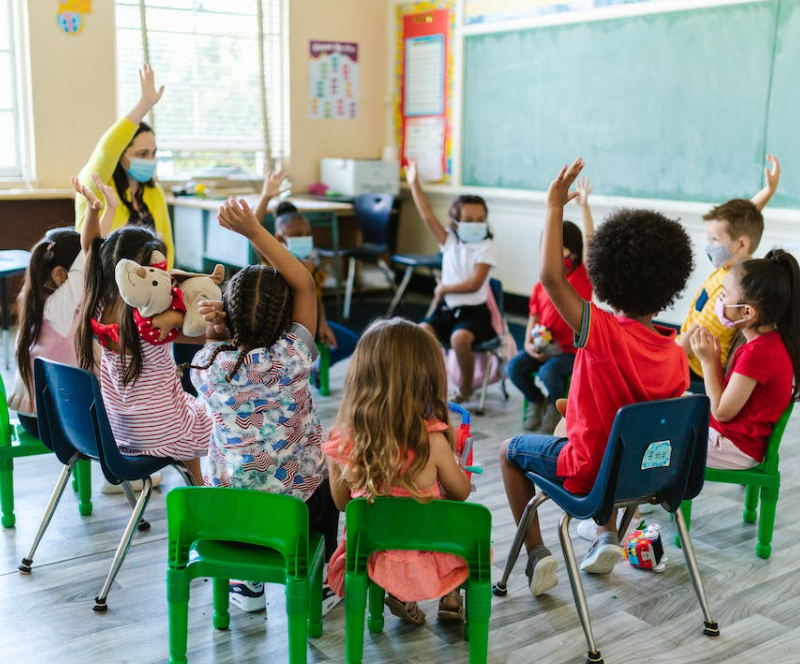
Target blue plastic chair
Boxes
[19,358,195,611]
[385,252,442,317]
[493,395,718,664]
[317,193,400,319]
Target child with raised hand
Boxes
[500,158,694,597]
[691,249,799,470]
[9,176,118,436]
[678,155,781,386]
[406,159,497,403]
[324,317,472,625]
[188,198,339,613]
[508,176,594,433]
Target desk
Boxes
[167,195,354,317]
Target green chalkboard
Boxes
[462,1,786,204]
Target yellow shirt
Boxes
[679,267,737,377]
[74,117,175,268]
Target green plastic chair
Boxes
[165,487,325,664]
[316,342,331,397]
[344,497,492,664]
[679,402,794,559]
[0,373,90,528]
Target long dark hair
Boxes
[112,122,155,224]
[75,226,166,385]
[188,265,294,382]
[737,249,800,401]
[16,229,81,400]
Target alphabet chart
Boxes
[308,41,359,120]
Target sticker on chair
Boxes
[641,440,672,469]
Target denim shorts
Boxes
[506,434,568,482]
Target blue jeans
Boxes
[506,434,568,482]
[507,351,575,404]
[327,321,358,366]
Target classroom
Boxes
[1,0,799,662]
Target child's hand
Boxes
[432,278,447,306]
[764,154,781,194]
[198,299,227,335]
[523,339,545,360]
[546,157,584,209]
[92,173,119,210]
[677,322,700,356]
[261,166,287,200]
[318,320,338,348]
[151,310,184,342]
[575,177,592,208]
[71,177,102,211]
[138,64,165,109]
[405,158,419,187]
[218,199,262,238]
[690,327,720,364]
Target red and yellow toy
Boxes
[622,523,666,572]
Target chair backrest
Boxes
[345,497,492,585]
[0,373,12,446]
[353,193,399,252]
[582,395,710,524]
[761,401,794,474]
[488,277,503,316]
[166,487,313,578]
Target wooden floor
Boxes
[2,327,799,664]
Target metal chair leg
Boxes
[476,353,492,415]
[558,513,604,664]
[386,266,414,317]
[673,508,720,637]
[377,258,398,295]
[171,462,196,487]
[94,477,153,612]
[493,492,551,596]
[343,256,357,320]
[18,458,77,573]
[120,481,151,532]
[617,504,637,540]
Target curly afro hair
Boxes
[587,209,694,316]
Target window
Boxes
[0,0,31,181]
[115,0,286,178]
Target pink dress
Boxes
[323,419,469,602]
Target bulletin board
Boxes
[395,1,455,183]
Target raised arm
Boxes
[91,174,119,238]
[218,199,317,335]
[127,64,165,127]
[751,154,780,212]
[254,167,288,225]
[574,176,595,244]
[540,158,586,333]
[406,159,448,246]
[72,177,102,253]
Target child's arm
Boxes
[677,322,700,358]
[575,177,595,244]
[691,328,757,422]
[751,154,780,212]
[253,167,287,225]
[72,177,103,253]
[434,264,492,303]
[431,432,471,501]
[405,159,448,246]
[218,199,317,335]
[92,174,120,238]
[327,459,352,512]
[523,314,545,360]
[540,158,586,333]
[317,296,338,348]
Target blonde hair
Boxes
[334,318,454,501]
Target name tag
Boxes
[641,440,672,470]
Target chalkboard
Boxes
[461,1,797,206]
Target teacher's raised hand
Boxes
[128,64,165,125]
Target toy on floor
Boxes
[448,402,481,481]
[622,523,667,572]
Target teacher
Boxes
[75,64,174,267]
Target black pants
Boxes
[306,479,340,562]
[17,414,39,438]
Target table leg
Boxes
[330,212,342,321]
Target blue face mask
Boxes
[457,222,488,244]
[126,157,157,183]
[286,236,314,259]
[705,241,732,269]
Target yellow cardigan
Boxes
[75,116,175,268]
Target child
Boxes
[188,198,339,614]
[691,249,799,470]
[406,159,497,402]
[9,176,117,437]
[509,177,594,433]
[325,317,473,624]
[678,155,780,385]
[500,158,694,597]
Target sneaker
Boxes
[524,400,547,431]
[100,472,163,494]
[580,532,622,574]
[540,402,562,434]
[229,581,266,613]
[638,502,656,515]
[525,545,559,597]
[576,519,597,542]
[321,584,342,617]
[448,391,473,404]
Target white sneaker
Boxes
[576,519,597,542]
[580,533,622,574]
[229,581,267,613]
[101,472,163,494]
[526,545,559,597]
[321,584,342,616]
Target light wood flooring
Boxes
[2,329,799,664]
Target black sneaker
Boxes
[229,580,266,613]
[321,584,342,616]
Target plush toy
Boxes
[531,323,562,358]
[622,523,667,572]
[115,252,224,344]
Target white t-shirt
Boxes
[439,231,497,308]
[44,251,86,337]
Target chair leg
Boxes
[74,459,92,516]
[743,484,759,524]
[466,581,492,664]
[308,560,323,638]
[367,582,385,633]
[345,572,369,664]
[386,266,414,317]
[675,499,693,549]
[756,486,778,559]
[167,572,191,664]
[377,258,398,295]
[558,513,604,664]
[120,481,151,532]
[94,477,153,612]
[343,257,357,320]
[0,455,16,528]
[285,577,309,664]
[212,577,231,630]
[171,462,196,487]
[673,507,720,637]
[19,460,76,573]
[317,344,331,397]
[493,492,551,596]
[617,505,637,540]
[476,354,492,416]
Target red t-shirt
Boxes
[528,263,593,356]
[557,302,689,494]
[710,331,792,461]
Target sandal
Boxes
[384,595,426,625]
[437,591,465,622]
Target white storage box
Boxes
[320,158,400,196]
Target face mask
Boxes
[714,295,748,329]
[125,157,157,183]
[286,236,314,259]
[705,242,732,269]
[457,222,488,244]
